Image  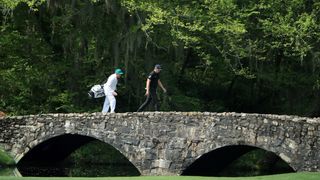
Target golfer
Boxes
[137,64,166,112]
[102,69,124,113]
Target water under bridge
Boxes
[0,112,319,175]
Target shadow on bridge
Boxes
[182,145,295,177]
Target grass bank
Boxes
[0,172,320,180]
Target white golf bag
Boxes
[88,84,105,99]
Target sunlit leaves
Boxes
[0,0,46,9]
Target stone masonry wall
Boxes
[0,112,319,175]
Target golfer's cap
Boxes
[115,69,124,75]
[155,64,162,69]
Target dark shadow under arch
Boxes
[17,134,140,177]
[182,145,294,177]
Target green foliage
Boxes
[67,141,130,165]
[0,149,15,166]
[170,94,203,112]
[0,168,15,176]
[63,140,140,176]
[220,149,293,176]
[1,0,320,117]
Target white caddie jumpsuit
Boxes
[102,73,118,113]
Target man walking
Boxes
[137,64,166,112]
[102,68,124,113]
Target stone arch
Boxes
[181,144,295,176]
[16,133,142,176]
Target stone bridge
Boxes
[0,112,319,175]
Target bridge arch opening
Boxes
[17,134,140,177]
[182,145,294,177]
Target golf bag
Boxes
[88,84,105,99]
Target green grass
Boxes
[0,172,320,180]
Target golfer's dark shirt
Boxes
[148,71,160,90]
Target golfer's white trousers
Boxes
[102,95,116,113]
